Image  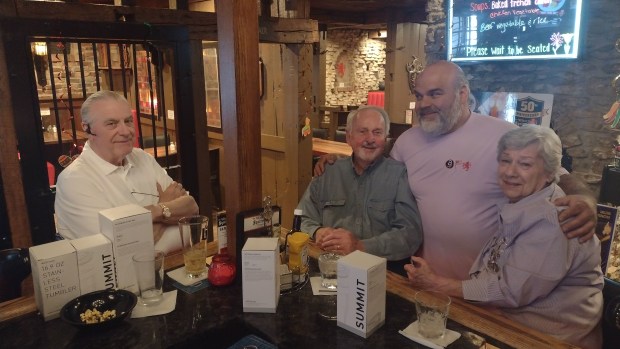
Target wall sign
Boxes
[473,91,554,127]
[447,0,583,62]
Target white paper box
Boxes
[29,240,80,321]
[337,250,386,338]
[98,204,154,293]
[69,234,116,294]
[242,237,280,313]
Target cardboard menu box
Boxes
[98,204,154,294]
[242,237,280,313]
[596,204,619,273]
[29,240,80,321]
[68,234,116,294]
[337,250,386,338]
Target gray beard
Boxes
[419,99,463,137]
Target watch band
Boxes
[159,203,172,220]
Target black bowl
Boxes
[60,289,137,329]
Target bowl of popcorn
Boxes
[60,289,137,329]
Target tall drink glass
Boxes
[132,250,165,305]
[179,215,209,278]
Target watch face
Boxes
[161,205,171,218]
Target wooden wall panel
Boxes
[385,19,428,123]
[260,43,293,229]
[258,41,313,230]
[216,0,261,257]
[295,43,313,198]
[0,27,32,250]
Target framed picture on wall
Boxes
[203,42,221,130]
[334,51,354,92]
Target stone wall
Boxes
[425,0,620,196]
[35,42,108,101]
[324,29,386,106]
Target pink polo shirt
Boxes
[391,112,517,279]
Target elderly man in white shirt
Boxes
[55,90,198,253]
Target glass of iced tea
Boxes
[179,215,209,278]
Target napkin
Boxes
[399,320,461,349]
[310,276,337,296]
[131,290,177,318]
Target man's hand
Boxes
[157,181,187,203]
[151,182,198,223]
[313,154,338,177]
[315,227,363,255]
[554,194,596,243]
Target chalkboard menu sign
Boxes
[447,0,583,61]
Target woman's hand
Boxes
[405,256,464,297]
[405,256,440,290]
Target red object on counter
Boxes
[367,91,385,108]
[47,162,55,186]
[132,109,140,148]
[208,253,236,286]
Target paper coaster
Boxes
[399,321,461,349]
[310,276,337,296]
[167,266,207,286]
[131,290,177,318]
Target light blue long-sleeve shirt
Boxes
[463,184,603,349]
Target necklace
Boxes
[486,236,508,273]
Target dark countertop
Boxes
[0,264,509,349]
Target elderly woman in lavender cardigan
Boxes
[405,125,603,349]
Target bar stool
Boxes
[603,277,620,349]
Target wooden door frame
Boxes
[0,17,210,247]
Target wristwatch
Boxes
[159,204,171,220]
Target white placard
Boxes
[167,110,175,120]
[243,211,281,232]
[405,110,413,124]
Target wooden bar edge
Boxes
[2,242,577,349]
[0,241,217,323]
[387,270,577,349]
[308,243,575,349]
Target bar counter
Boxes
[0,254,575,349]
[312,138,352,156]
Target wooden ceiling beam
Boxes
[310,7,425,27]
[258,17,319,44]
[1,0,217,27]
